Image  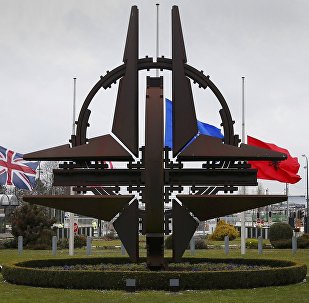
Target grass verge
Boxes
[0,248,308,302]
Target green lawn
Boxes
[0,247,308,303]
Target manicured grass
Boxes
[92,236,146,248]
[0,275,308,303]
[88,236,270,249]
[0,248,308,302]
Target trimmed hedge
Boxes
[2,257,306,290]
[297,234,309,248]
[57,235,87,249]
[194,238,207,249]
[269,223,293,245]
[271,239,292,249]
[271,236,309,249]
[0,238,17,249]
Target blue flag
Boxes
[164,98,223,149]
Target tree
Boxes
[24,161,69,223]
[256,183,264,195]
[0,185,6,194]
[32,178,48,195]
[10,203,56,248]
[39,161,69,195]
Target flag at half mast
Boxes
[247,136,301,184]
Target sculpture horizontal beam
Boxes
[52,167,257,187]
[177,194,287,221]
[53,169,142,186]
[23,195,135,221]
[167,168,258,186]
[177,135,287,161]
[24,135,133,161]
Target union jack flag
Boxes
[0,146,39,190]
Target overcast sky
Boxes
[0,0,308,195]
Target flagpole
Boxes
[302,154,309,233]
[69,77,76,256]
[156,3,159,77]
[240,76,246,255]
[38,161,41,182]
[285,183,289,221]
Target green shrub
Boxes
[105,230,118,240]
[297,235,309,248]
[270,237,309,249]
[194,237,207,249]
[26,229,55,250]
[269,223,293,246]
[210,220,239,241]
[27,243,50,250]
[268,224,308,249]
[2,257,306,290]
[246,238,267,249]
[75,235,87,247]
[3,231,56,250]
[57,238,68,249]
[246,239,258,249]
[300,233,309,240]
[0,238,17,249]
[57,235,87,249]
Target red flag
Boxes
[247,136,301,184]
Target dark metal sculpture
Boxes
[23,6,287,269]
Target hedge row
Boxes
[2,257,306,290]
[272,235,309,249]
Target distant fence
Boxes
[235,226,269,239]
[56,227,94,239]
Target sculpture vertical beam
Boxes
[144,76,164,269]
[172,6,198,156]
[112,6,139,156]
